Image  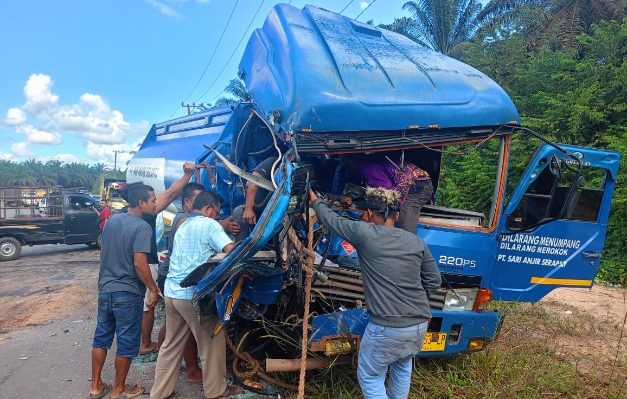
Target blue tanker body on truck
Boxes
[128,4,620,378]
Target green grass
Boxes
[301,301,627,399]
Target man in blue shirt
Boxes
[151,191,237,399]
[90,183,160,399]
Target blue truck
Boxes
[128,3,620,378]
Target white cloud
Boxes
[11,142,31,157]
[0,151,15,161]
[145,0,213,19]
[146,0,183,19]
[23,73,59,115]
[54,92,145,144]
[3,73,150,163]
[86,139,142,168]
[46,153,80,163]
[4,107,27,126]
[18,124,62,145]
[360,1,369,10]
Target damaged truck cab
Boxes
[128,4,620,371]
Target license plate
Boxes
[325,338,354,355]
[421,332,446,352]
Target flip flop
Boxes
[87,382,112,399]
[139,346,159,355]
[111,384,145,399]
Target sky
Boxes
[0,0,417,167]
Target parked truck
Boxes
[127,3,620,390]
[0,187,100,261]
[100,178,128,211]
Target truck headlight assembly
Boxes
[443,288,478,312]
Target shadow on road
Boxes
[15,244,97,259]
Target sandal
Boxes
[111,384,145,399]
[87,382,112,399]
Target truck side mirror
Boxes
[548,154,562,179]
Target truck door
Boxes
[491,144,620,302]
[64,195,100,244]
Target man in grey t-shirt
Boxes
[310,190,441,399]
[89,184,160,399]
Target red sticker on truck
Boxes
[341,241,356,255]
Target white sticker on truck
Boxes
[126,157,166,193]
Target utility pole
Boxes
[181,102,208,115]
[113,150,126,171]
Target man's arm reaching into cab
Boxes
[155,162,196,214]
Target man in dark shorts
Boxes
[232,157,277,241]
[89,183,159,399]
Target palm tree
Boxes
[402,0,483,54]
[378,17,427,46]
[479,0,625,48]
[214,78,251,107]
[6,174,38,187]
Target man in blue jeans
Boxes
[310,190,441,399]
[89,183,160,399]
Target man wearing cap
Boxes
[309,189,441,399]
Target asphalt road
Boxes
[0,245,211,399]
[18,243,91,258]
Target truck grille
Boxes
[312,266,446,310]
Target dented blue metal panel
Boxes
[239,4,520,133]
[193,161,294,306]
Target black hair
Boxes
[192,191,221,211]
[356,197,399,220]
[182,182,204,201]
[125,182,155,208]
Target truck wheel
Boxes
[0,237,22,261]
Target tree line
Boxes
[0,159,125,194]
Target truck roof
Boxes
[239,4,520,134]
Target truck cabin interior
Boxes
[233,110,510,232]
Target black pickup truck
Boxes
[0,187,100,261]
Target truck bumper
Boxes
[309,308,502,357]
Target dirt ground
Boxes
[0,245,209,399]
[0,245,625,398]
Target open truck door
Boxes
[491,144,621,301]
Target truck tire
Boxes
[0,237,22,261]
